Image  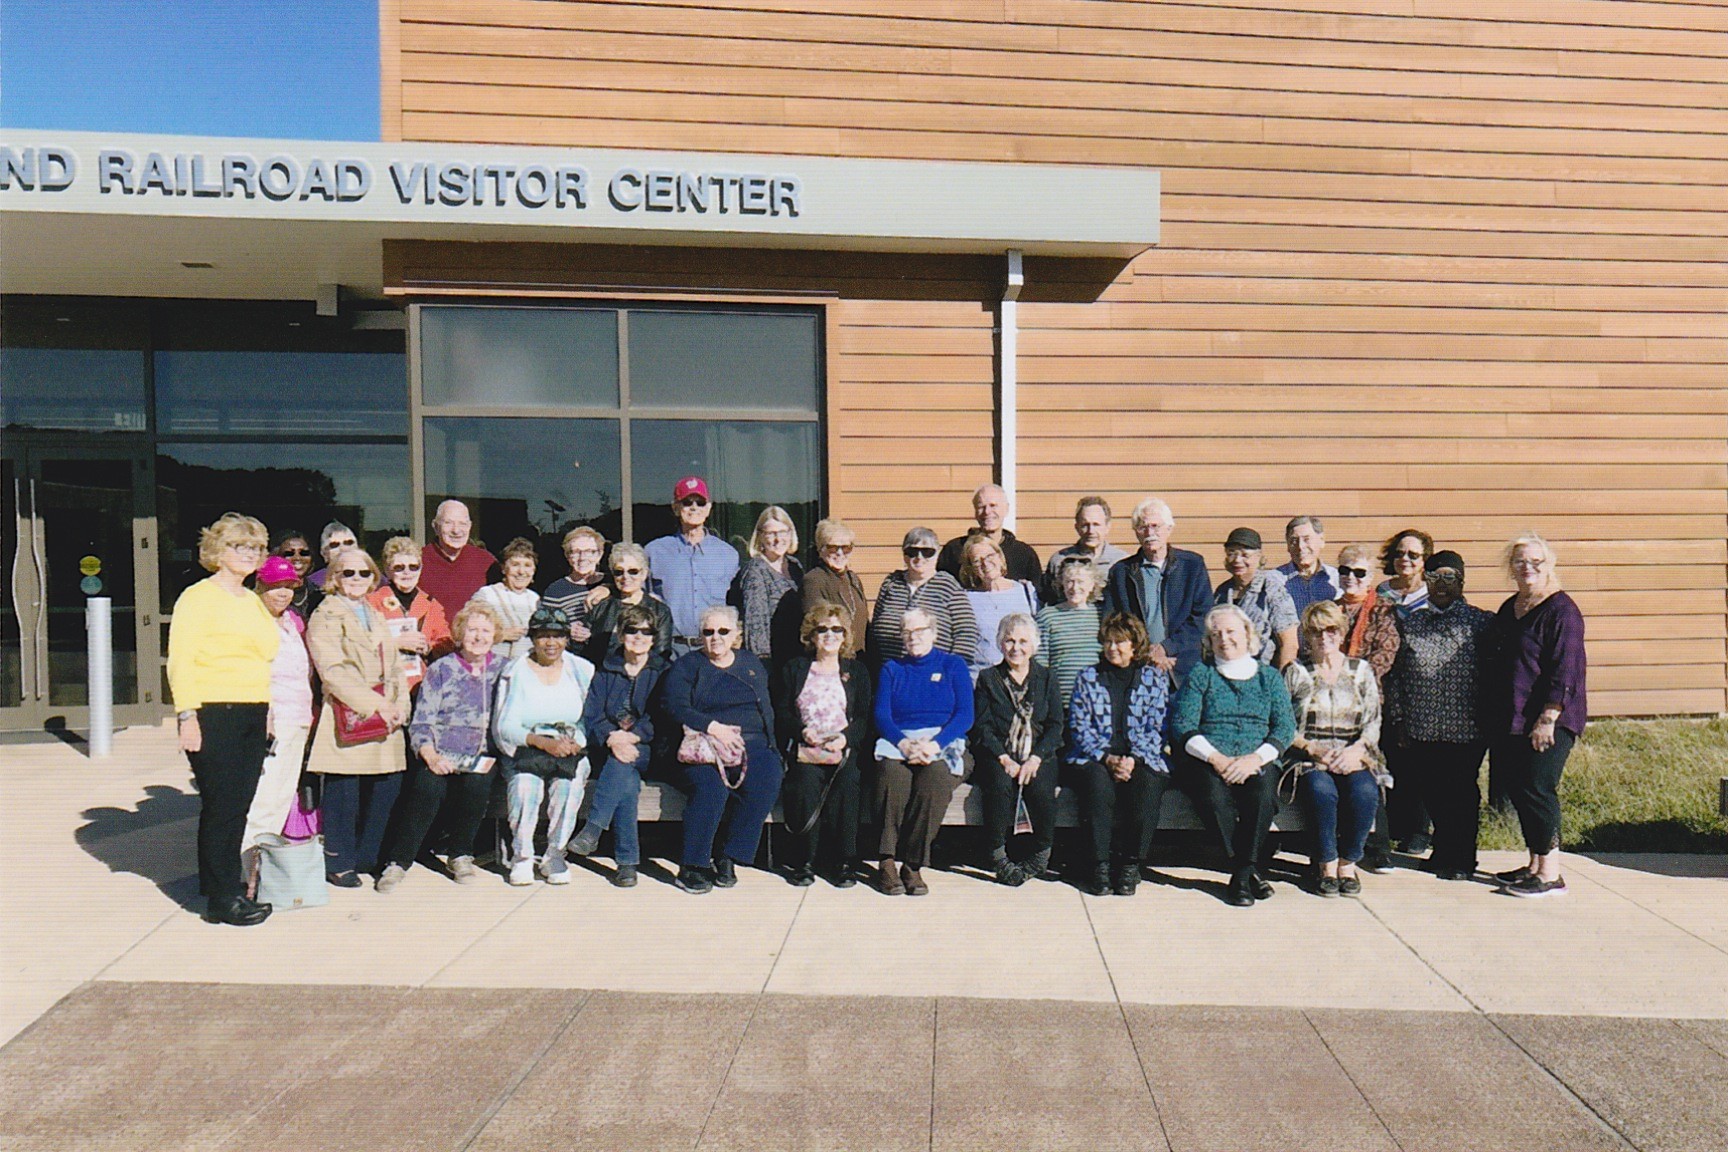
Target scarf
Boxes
[1004,671,1035,762]
[1345,585,1379,658]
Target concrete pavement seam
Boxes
[1300,1009,1405,1152]
[1081,890,1174,1152]
[756,881,809,994]
[1563,866,1728,961]
[927,997,937,1152]
[451,988,591,1152]
[420,883,546,987]
[1676,1018,1728,1063]
[90,907,180,982]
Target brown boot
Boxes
[878,857,904,896]
[901,862,929,896]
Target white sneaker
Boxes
[539,853,571,885]
[508,859,536,887]
[374,863,406,894]
[449,855,479,884]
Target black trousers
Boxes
[1401,739,1487,871]
[1496,729,1575,855]
[975,757,1060,858]
[1385,741,1433,846]
[385,758,494,870]
[1182,757,1277,874]
[1068,760,1172,866]
[780,758,861,869]
[185,702,269,902]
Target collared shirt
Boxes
[1214,570,1299,665]
[643,530,741,638]
[1137,558,1166,645]
[1275,562,1341,615]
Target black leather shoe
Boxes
[786,865,815,887]
[611,865,638,888]
[326,870,362,889]
[1435,868,1473,882]
[827,865,859,889]
[1111,864,1140,897]
[1249,871,1275,901]
[203,895,272,926]
[1225,874,1256,907]
[712,857,738,888]
[1080,863,1110,897]
[674,866,713,894]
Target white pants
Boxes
[506,763,590,865]
[243,722,310,851]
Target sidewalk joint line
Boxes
[453,989,591,1152]
[91,907,180,982]
[1081,889,1175,1152]
[421,884,545,987]
[927,998,938,1152]
[692,987,765,1150]
[1300,1009,1405,1152]
[757,882,809,994]
[1566,865,1728,961]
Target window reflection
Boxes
[631,419,820,551]
[155,350,406,436]
[628,310,818,411]
[421,307,618,409]
[1,299,147,432]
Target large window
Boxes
[415,304,823,566]
[0,300,149,433]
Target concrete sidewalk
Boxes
[4,721,1726,1047]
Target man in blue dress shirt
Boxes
[1276,515,1340,615]
[643,476,740,656]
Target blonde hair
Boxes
[813,517,855,551]
[1300,600,1347,637]
[747,506,799,558]
[198,512,268,572]
[959,534,1006,590]
[378,535,419,570]
[1504,532,1561,586]
[329,547,382,595]
[799,601,851,651]
[1201,603,1261,663]
[562,525,605,551]
[1337,543,1373,569]
[451,600,501,641]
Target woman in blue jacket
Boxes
[1064,612,1173,897]
[570,603,669,888]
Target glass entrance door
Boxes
[2,443,162,733]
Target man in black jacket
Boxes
[1101,496,1213,683]
[937,483,1042,585]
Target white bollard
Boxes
[87,596,113,759]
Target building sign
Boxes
[0,130,1158,256]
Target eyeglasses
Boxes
[567,547,602,558]
[701,627,734,637]
[337,568,370,579]
[1394,549,1425,560]
[813,625,846,635]
[821,543,854,554]
[278,547,311,557]
[1425,570,1462,585]
[613,566,644,577]
[1339,566,1371,579]
[390,563,421,574]
[621,626,656,637]
[1512,559,1546,571]
[1223,548,1257,560]
[903,547,937,560]
[228,543,265,555]
[902,625,936,637]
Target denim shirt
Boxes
[644,531,741,638]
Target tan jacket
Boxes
[306,595,409,775]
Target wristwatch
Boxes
[177,709,197,722]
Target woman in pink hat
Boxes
[241,555,318,855]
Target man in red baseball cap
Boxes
[644,475,739,654]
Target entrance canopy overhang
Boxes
[1,130,1160,300]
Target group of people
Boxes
[167,478,1586,926]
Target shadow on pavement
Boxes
[1581,850,1728,880]
[75,784,202,909]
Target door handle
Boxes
[29,479,47,700]
[9,475,34,703]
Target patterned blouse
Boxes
[1283,658,1387,784]
[1214,570,1299,664]
[1387,602,1494,744]
[1341,597,1401,685]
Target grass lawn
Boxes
[1476,717,1728,853]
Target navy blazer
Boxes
[1101,548,1213,679]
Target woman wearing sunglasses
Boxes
[867,526,979,666]
[369,535,453,697]
[774,603,872,888]
[800,518,868,660]
[271,528,319,619]
[660,605,785,894]
[583,542,674,667]
[569,603,672,888]
[306,546,410,888]
[1376,529,1434,618]
[1334,542,1403,873]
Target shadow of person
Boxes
[75,784,203,909]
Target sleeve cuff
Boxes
[1185,735,1219,762]
[1255,743,1279,766]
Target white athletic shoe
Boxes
[508,859,536,887]
[539,853,571,885]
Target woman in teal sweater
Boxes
[1172,604,1297,907]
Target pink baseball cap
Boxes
[256,556,301,589]
[672,476,710,503]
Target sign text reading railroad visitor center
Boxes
[0,144,802,217]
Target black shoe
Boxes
[1339,874,1362,897]
[1402,833,1433,856]
[568,822,603,857]
[1249,871,1275,901]
[1111,864,1140,897]
[203,895,272,926]
[1493,866,1533,885]
[1505,874,1568,899]
[326,870,362,889]
[674,866,713,894]
[1435,866,1474,882]
[786,864,816,887]
[1225,873,1256,907]
[712,857,738,888]
[1316,875,1340,898]
[827,865,859,890]
[1081,863,1110,897]
[1359,853,1393,875]
[611,865,638,888]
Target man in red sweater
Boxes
[418,499,496,614]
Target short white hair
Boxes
[1201,603,1261,663]
[996,611,1038,651]
[973,483,1007,504]
[901,607,935,633]
[1131,497,1174,530]
[432,499,469,525]
[698,603,742,645]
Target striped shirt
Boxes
[1034,601,1102,707]
[867,570,979,665]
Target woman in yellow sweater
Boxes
[167,513,280,927]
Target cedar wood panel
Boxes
[381,0,1728,715]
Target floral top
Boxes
[1283,658,1387,784]
[796,666,849,742]
[408,651,502,759]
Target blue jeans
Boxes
[585,755,644,866]
[679,737,784,868]
[321,772,404,876]
[1300,769,1380,865]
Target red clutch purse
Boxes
[330,688,390,748]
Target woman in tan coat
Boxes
[307,546,410,887]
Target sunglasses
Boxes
[621,626,656,637]
[613,566,644,577]
[1394,549,1425,560]
[678,497,709,508]
[337,568,370,579]
[822,543,854,554]
[701,627,734,637]
[1425,570,1462,584]
[1339,566,1371,579]
[813,625,846,635]
[278,547,311,557]
[390,563,421,574]
[328,539,357,550]
[903,547,937,559]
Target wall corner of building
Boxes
[379,0,404,143]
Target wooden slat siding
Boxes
[384,2,1728,715]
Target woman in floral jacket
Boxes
[1063,612,1173,898]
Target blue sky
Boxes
[1,0,380,140]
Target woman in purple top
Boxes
[1489,534,1587,899]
